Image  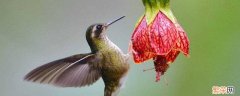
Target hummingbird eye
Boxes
[96,25,102,30]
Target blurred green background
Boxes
[0,0,239,96]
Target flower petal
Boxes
[131,16,155,63]
[165,49,180,64]
[149,11,178,55]
[175,23,190,56]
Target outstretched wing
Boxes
[24,53,101,87]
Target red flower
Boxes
[131,11,189,81]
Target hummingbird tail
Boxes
[104,74,128,96]
[104,86,121,96]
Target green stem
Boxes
[157,0,177,23]
[157,0,170,8]
[142,0,177,24]
[142,0,159,24]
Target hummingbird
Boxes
[24,16,129,96]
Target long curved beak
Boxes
[106,16,125,27]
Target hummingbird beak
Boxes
[106,16,125,27]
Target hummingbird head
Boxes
[86,16,125,39]
[86,23,108,39]
[85,16,125,52]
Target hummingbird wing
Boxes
[24,53,101,87]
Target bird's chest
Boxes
[100,51,129,83]
[102,50,125,67]
[98,46,128,70]
[94,42,129,85]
